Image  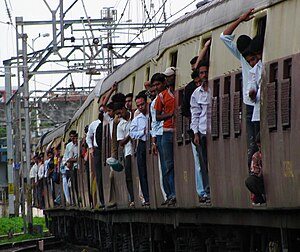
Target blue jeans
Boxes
[156,135,171,198]
[161,131,176,199]
[191,142,205,197]
[137,141,149,202]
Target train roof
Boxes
[70,79,104,124]
[97,0,283,95]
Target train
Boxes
[38,0,300,250]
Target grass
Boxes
[0,217,48,244]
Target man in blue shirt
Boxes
[130,92,150,207]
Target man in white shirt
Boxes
[117,104,135,207]
[130,92,150,207]
[61,130,76,205]
[30,154,39,207]
[190,60,211,203]
[86,111,105,208]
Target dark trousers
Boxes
[71,169,78,205]
[246,105,259,169]
[157,135,171,198]
[196,133,210,195]
[94,147,104,205]
[245,175,265,203]
[125,155,134,202]
[137,141,149,202]
[161,131,176,199]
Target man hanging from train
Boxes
[220,8,258,169]
[102,83,126,208]
[86,108,105,209]
[190,59,211,204]
[130,92,150,207]
[150,73,170,205]
[61,130,76,206]
[117,102,135,208]
[182,40,211,202]
[154,67,177,206]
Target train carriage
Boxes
[41,0,300,250]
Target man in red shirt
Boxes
[154,66,176,206]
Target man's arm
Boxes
[220,9,254,60]
[101,82,117,112]
[223,8,254,36]
[195,39,211,69]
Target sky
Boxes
[0,0,198,94]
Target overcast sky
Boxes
[0,0,197,91]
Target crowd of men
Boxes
[30,8,265,209]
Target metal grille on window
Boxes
[211,96,219,138]
[176,107,183,143]
[281,79,291,128]
[183,117,191,142]
[233,91,241,135]
[222,94,230,137]
[267,82,277,129]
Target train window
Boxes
[267,63,278,130]
[233,73,242,136]
[131,76,136,93]
[256,15,267,39]
[282,58,292,129]
[211,79,220,139]
[222,76,231,137]
[170,51,178,67]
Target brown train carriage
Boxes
[45,0,300,250]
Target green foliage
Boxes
[0,127,6,138]
[0,233,43,244]
[0,216,47,236]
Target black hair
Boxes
[198,59,209,68]
[237,35,252,54]
[107,102,114,110]
[113,102,124,112]
[69,130,76,136]
[249,35,264,54]
[135,91,147,102]
[111,92,126,104]
[125,93,133,99]
[150,72,166,85]
[190,56,198,65]
[191,69,199,79]
[84,125,89,134]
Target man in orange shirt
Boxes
[154,67,176,206]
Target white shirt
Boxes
[103,112,114,138]
[38,163,45,180]
[69,143,78,169]
[29,163,38,182]
[150,97,163,137]
[220,32,254,106]
[190,85,211,135]
[86,119,101,148]
[117,118,132,157]
[129,112,149,141]
[62,141,73,165]
[247,60,262,122]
